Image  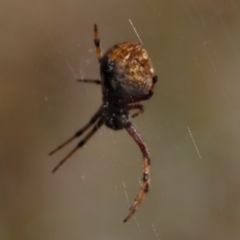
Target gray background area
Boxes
[1,0,240,239]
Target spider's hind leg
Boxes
[123,121,150,222]
[49,106,103,172]
[51,116,104,173]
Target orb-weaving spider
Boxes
[49,24,157,222]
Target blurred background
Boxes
[1,0,240,239]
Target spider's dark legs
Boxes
[94,24,102,62]
[127,103,144,118]
[52,116,104,173]
[76,79,101,85]
[49,106,103,156]
[123,121,150,222]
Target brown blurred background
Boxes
[1,0,240,239]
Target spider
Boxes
[49,24,157,222]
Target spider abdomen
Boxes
[101,42,155,103]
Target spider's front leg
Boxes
[123,121,150,222]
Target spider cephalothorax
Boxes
[49,24,157,222]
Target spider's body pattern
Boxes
[50,24,157,222]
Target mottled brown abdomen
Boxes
[100,42,155,102]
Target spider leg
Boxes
[49,106,103,156]
[52,116,104,173]
[123,121,150,222]
[76,79,101,85]
[94,24,102,63]
[127,103,144,118]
